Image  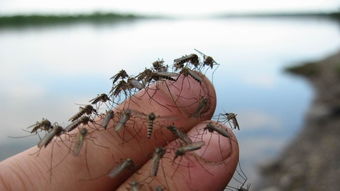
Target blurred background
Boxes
[1,0,340,190]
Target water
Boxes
[0,17,339,185]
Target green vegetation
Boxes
[286,62,320,77]
[0,12,144,28]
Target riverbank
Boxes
[0,11,339,28]
[258,51,340,190]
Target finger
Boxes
[0,72,216,191]
[117,121,239,191]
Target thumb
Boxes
[117,121,239,191]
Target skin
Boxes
[0,72,239,191]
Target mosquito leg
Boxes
[144,85,172,112]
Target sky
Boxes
[0,0,339,16]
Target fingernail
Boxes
[189,121,234,163]
[158,74,216,118]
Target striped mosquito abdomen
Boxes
[69,110,85,122]
[65,116,93,132]
[69,105,96,122]
[147,112,156,139]
[153,72,177,81]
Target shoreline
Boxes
[0,11,338,28]
[258,50,340,191]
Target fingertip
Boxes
[117,121,239,191]
[157,72,217,120]
[181,121,239,190]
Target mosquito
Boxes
[136,68,153,82]
[110,69,129,85]
[171,141,211,180]
[128,181,141,191]
[127,77,144,90]
[135,69,176,112]
[28,118,53,134]
[101,110,114,129]
[37,124,64,148]
[154,71,178,80]
[135,111,156,139]
[151,147,166,177]
[150,72,177,82]
[115,109,132,132]
[110,79,130,97]
[132,110,175,139]
[200,122,232,161]
[178,67,203,84]
[152,59,168,72]
[89,93,111,105]
[173,54,199,70]
[108,158,135,178]
[190,96,209,118]
[8,118,53,140]
[174,141,205,160]
[204,122,229,138]
[224,113,240,130]
[68,105,97,122]
[194,49,219,69]
[34,124,68,182]
[65,116,94,132]
[166,125,192,144]
[137,68,176,84]
[72,128,88,156]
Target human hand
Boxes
[0,72,239,191]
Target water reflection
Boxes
[0,17,339,184]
